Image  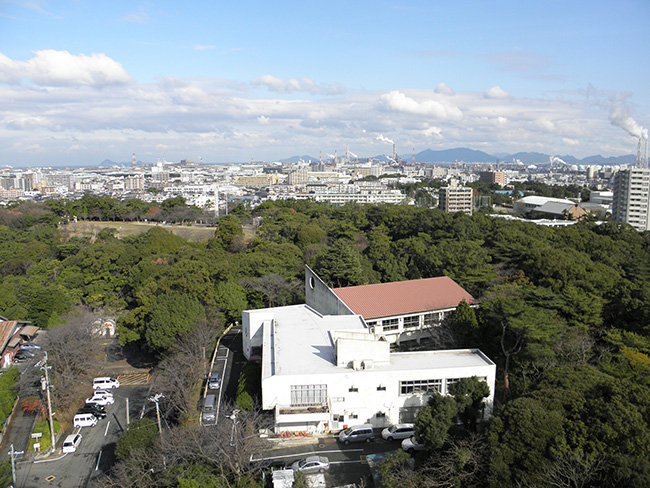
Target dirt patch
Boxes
[60,220,216,243]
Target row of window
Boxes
[366,312,448,333]
[290,377,488,405]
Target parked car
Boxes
[93,377,120,389]
[201,394,217,423]
[208,372,220,390]
[381,423,415,441]
[338,424,375,444]
[62,434,82,453]
[401,435,426,454]
[19,342,42,351]
[86,394,114,406]
[78,404,107,419]
[14,351,34,362]
[73,413,98,428]
[92,389,114,398]
[290,456,330,474]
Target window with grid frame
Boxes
[290,385,327,406]
[382,318,399,331]
[403,315,420,329]
[399,379,442,395]
[423,312,442,327]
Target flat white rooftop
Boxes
[261,305,494,379]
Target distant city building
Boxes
[438,183,473,215]
[479,171,506,187]
[293,184,405,205]
[236,174,279,187]
[124,175,145,190]
[612,168,650,231]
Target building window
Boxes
[377,385,386,391]
[382,318,399,331]
[366,321,377,333]
[349,386,358,393]
[423,313,441,327]
[376,412,386,418]
[333,414,344,422]
[403,315,420,329]
[331,397,345,403]
[399,379,442,395]
[290,385,327,406]
[350,413,358,419]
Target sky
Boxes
[1,0,649,167]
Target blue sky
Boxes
[1,0,648,166]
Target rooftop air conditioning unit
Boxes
[352,360,363,371]
[362,359,373,370]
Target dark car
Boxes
[14,351,34,361]
[78,404,107,419]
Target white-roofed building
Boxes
[513,195,575,216]
[241,270,497,434]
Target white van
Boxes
[62,434,82,453]
[73,413,98,428]
[93,377,120,389]
[202,394,217,424]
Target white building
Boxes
[439,184,473,215]
[612,168,650,231]
[241,268,496,434]
[513,195,575,216]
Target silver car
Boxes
[290,456,330,474]
[381,423,415,441]
[401,435,426,454]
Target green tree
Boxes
[448,377,490,431]
[145,293,206,352]
[415,392,458,450]
[312,239,367,287]
[115,418,158,461]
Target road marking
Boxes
[45,475,56,482]
[96,450,102,470]
[117,373,150,385]
[104,421,110,436]
[252,448,364,462]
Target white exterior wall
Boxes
[263,353,496,434]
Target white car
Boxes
[92,389,114,398]
[381,423,415,441]
[401,435,426,454]
[86,395,114,406]
[62,434,82,453]
[93,377,120,389]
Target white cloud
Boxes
[562,137,580,146]
[422,126,442,138]
[251,75,344,95]
[434,82,454,96]
[257,115,270,125]
[121,7,151,24]
[484,86,510,99]
[0,50,132,87]
[377,90,462,119]
[194,45,216,51]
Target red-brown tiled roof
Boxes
[332,277,475,319]
[0,321,19,353]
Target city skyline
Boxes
[1,0,649,167]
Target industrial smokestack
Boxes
[392,143,396,162]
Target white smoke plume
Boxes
[376,134,394,145]
[348,151,358,159]
[609,105,648,140]
[326,153,335,158]
[549,156,567,165]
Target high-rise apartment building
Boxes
[612,168,650,231]
[439,183,473,215]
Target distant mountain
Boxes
[415,148,497,163]
[578,154,636,166]
[503,152,551,164]
[279,155,319,164]
[100,159,117,166]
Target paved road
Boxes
[14,384,151,488]
[254,434,408,487]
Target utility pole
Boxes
[148,393,164,434]
[41,352,56,450]
[126,398,130,426]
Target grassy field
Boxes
[60,221,217,243]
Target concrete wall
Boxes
[305,265,354,317]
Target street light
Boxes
[228,409,239,447]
